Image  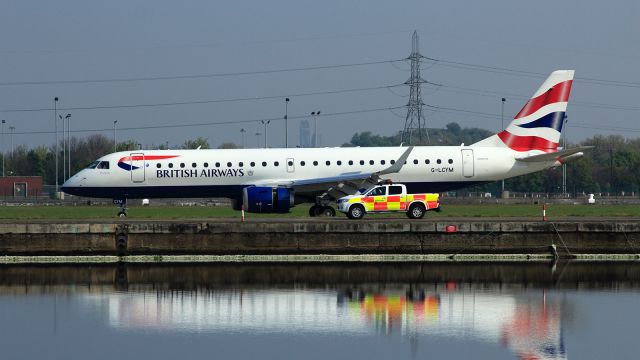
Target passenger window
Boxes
[426,159,430,164]
[239,162,244,167]
[169,163,174,168]
[413,159,418,165]
[313,161,318,166]
[227,162,232,167]
[300,161,306,166]
[250,162,255,167]
[437,159,442,164]
[288,160,293,166]
[97,161,110,169]
[369,160,374,165]
[360,160,364,165]
[390,160,395,164]
[192,163,197,168]
[215,162,221,167]
[274,161,279,166]
[326,161,330,166]
[381,160,386,165]
[448,159,453,164]
[204,162,209,168]
[180,163,185,168]
[262,161,267,167]
[389,186,403,195]
[337,160,342,166]
[156,163,161,169]
[348,160,353,165]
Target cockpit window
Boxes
[97,161,110,169]
[86,161,100,169]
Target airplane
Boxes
[62,70,589,217]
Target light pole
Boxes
[66,114,71,178]
[260,120,270,148]
[501,98,506,197]
[113,120,118,152]
[311,111,320,147]
[1,119,4,177]
[284,98,290,148]
[240,128,246,148]
[54,97,58,192]
[60,115,65,181]
[9,126,14,156]
[255,132,261,148]
[562,114,568,196]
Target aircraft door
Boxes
[130,152,146,183]
[286,158,295,173]
[461,149,474,177]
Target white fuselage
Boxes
[62,145,553,201]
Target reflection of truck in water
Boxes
[336,183,440,219]
[95,286,566,360]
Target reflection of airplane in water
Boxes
[90,286,567,359]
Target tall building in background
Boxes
[299,119,312,147]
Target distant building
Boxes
[0,176,44,198]
[299,119,312,148]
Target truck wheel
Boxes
[347,204,365,219]
[407,203,426,219]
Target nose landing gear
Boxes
[113,198,128,217]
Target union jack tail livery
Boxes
[474,70,574,153]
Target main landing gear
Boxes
[114,198,128,218]
[309,204,336,217]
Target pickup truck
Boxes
[336,183,440,219]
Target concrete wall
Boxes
[0,220,639,258]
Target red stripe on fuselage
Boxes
[514,80,572,120]
[498,131,558,153]
[118,155,179,162]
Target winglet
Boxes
[378,146,413,175]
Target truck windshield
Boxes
[367,187,386,196]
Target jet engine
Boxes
[242,186,294,213]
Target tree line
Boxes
[3,123,639,196]
[0,135,219,186]
[346,123,640,196]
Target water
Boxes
[1,263,639,359]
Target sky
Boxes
[0,0,639,150]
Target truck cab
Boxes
[337,183,440,219]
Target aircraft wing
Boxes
[515,146,593,163]
[256,146,414,200]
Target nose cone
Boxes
[61,171,87,195]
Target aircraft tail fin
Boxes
[472,70,575,153]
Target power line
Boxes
[425,103,640,133]
[11,105,404,135]
[0,84,404,113]
[0,59,404,86]
[425,56,640,88]
[426,81,640,112]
